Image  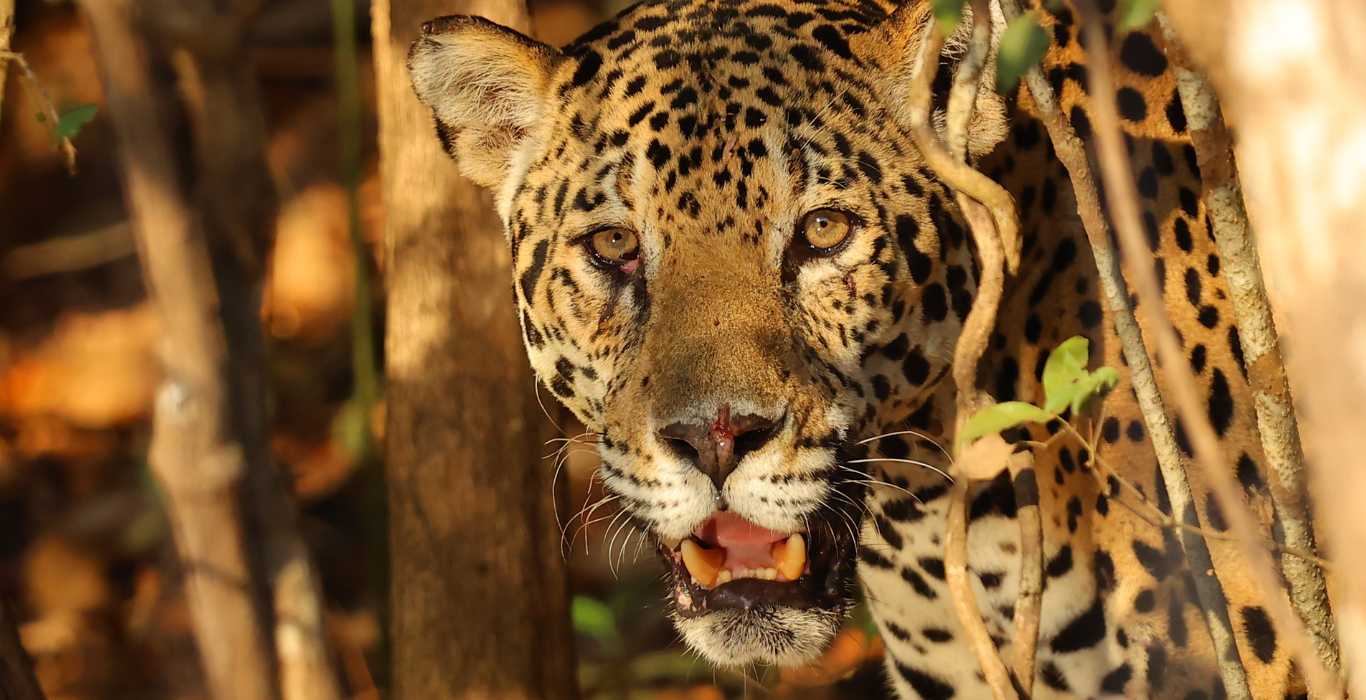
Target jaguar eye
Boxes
[587,227,640,267]
[798,209,855,253]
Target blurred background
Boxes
[0,1,886,697]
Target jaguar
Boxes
[408,0,1302,696]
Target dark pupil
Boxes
[813,216,829,231]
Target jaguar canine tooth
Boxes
[771,533,807,581]
[680,539,725,587]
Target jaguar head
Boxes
[408,0,1005,667]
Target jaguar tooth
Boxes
[716,570,733,584]
[771,533,807,581]
[680,539,725,587]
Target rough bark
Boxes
[374,0,578,697]
[1163,0,1366,692]
[0,599,45,700]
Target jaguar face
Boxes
[409,0,1005,667]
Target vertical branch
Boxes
[374,0,578,697]
[991,1,1253,696]
[1073,2,1340,697]
[1162,1,1366,693]
[80,2,278,699]
[1154,14,1338,675]
[0,0,12,128]
[1,598,46,700]
[165,7,345,698]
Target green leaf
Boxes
[932,0,967,35]
[1042,336,1120,415]
[1042,335,1092,413]
[53,103,97,143]
[995,12,1050,93]
[572,595,618,643]
[959,401,1052,447]
[1118,0,1160,31]
[1069,366,1119,415]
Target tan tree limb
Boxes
[1161,3,1366,692]
[1073,3,1340,696]
[164,16,343,698]
[1,598,46,700]
[990,1,1252,696]
[81,3,279,698]
[1154,12,1339,676]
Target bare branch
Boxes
[1073,3,1340,697]
[1162,3,1366,692]
[991,1,1253,695]
[1154,12,1339,676]
[80,2,280,697]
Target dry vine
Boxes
[895,4,1031,695]
[1073,2,1340,696]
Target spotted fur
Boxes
[408,1,1299,697]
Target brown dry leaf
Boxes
[955,433,1013,481]
[23,534,110,614]
[0,304,159,428]
[262,183,356,342]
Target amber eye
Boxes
[587,228,640,267]
[798,209,855,253]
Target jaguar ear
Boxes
[852,4,1008,158]
[408,15,562,189]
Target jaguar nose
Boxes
[658,404,783,489]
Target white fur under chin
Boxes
[673,606,842,668]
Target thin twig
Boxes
[991,2,1253,695]
[1057,422,1331,570]
[0,50,77,173]
[0,0,13,130]
[1074,4,1340,697]
[1154,13,1339,675]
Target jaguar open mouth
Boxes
[659,511,858,618]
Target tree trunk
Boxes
[1164,0,1365,692]
[373,1,578,697]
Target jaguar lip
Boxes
[658,511,856,618]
